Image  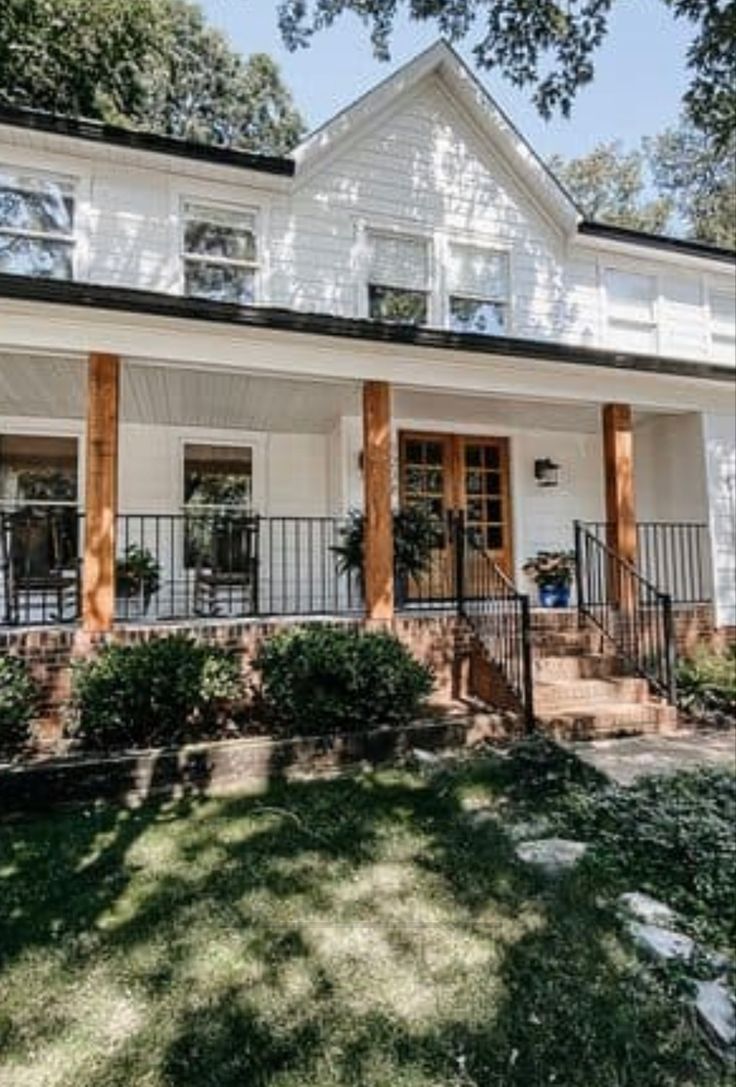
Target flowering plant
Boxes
[522,550,576,590]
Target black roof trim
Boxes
[0,104,295,177]
[579,220,736,264]
[0,273,733,384]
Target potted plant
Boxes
[116,544,161,614]
[332,505,437,605]
[522,550,576,607]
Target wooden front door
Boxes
[399,432,513,599]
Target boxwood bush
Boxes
[69,634,244,751]
[0,655,38,759]
[676,646,735,723]
[254,626,433,736]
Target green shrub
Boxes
[0,655,37,759]
[562,768,736,947]
[69,634,243,751]
[254,626,433,736]
[676,646,736,720]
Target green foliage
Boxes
[1,0,304,154]
[115,544,161,603]
[552,123,736,248]
[68,634,243,750]
[676,646,736,720]
[506,733,604,800]
[0,656,37,759]
[522,550,576,590]
[277,0,735,147]
[549,143,673,234]
[332,506,438,594]
[254,625,434,735]
[562,768,736,947]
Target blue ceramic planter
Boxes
[538,584,571,608]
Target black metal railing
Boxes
[457,513,535,729]
[581,521,712,604]
[1,506,83,626]
[575,521,676,702]
[114,512,361,623]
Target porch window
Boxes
[605,269,657,352]
[447,244,509,335]
[0,169,75,279]
[182,203,258,305]
[183,443,253,511]
[709,289,736,363]
[0,434,78,508]
[367,231,429,325]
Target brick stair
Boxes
[530,609,679,740]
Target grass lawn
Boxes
[0,743,733,1087]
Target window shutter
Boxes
[368,232,428,290]
[447,245,508,300]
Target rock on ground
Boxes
[515,838,588,876]
[618,892,678,928]
[694,979,736,1054]
[627,921,694,963]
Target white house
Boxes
[0,42,734,720]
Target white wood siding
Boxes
[1,74,733,366]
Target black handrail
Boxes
[574,520,677,703]
[456,512,535,730]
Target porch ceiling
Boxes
[0,353,361,433]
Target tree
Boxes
[276,0,735,148]
[0,0,305,154]
[549,124,736,249]
[549,144,673,234]
[648,124,736,249]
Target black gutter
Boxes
[0,273,733,384]
[0,104,295,178]
[579,220,735,265]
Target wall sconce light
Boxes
[534,457,561,488]
[358,450,364,473]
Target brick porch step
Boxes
[532,630,607,657]
[539,700,678,741]
[534,676,651,713]
[533,654,620,682]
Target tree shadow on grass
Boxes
[0,759,727,1087]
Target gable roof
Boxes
[293,40,582,232]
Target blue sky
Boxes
[201,0,693,159]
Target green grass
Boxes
[0,749,731,1087]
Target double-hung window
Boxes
[605,269,657,352]
[0,169,75,279]
[709,289,736,364]
[447,244,509,335]
[367,231,429,325]
[183,202,258,305]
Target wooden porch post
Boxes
[363,380,394,621]
[602,403,637,608]
[82,353,120,632]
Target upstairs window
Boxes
[447,244,509,335]
[367,231,429,325]
[605,269,657,352]
[0,169,75,279]
[183,203,258,305]
[709,289,735,363]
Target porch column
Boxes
[362,380,394,621]
[82,353,120,632]
[602,403,637,607]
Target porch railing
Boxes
[457,513,535,729]
[574,521,677,702]
[581,521,712,604]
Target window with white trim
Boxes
[0,169,75,279]
[182,203,258,305]
[605,268,657,352]
[366,231,429,325]
[709,289,735,363]
[447,244,509,335]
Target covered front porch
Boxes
[0,349,718,633]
